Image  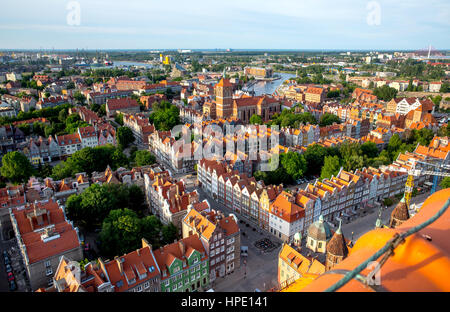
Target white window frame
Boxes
[46,267,53,276]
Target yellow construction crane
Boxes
[391,159,450,210]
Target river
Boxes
[250,72,296,96]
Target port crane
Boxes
[390,159,450,209]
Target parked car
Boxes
[4,256,11,265]
[2,251,8,257]
[7,272,14,281]
[9,280,17,291]
[5,264,12,273]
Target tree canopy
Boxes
[116,127,135,149]
[51,145,129,180]
[266,109,317,128]
[134,150,156,167]
[98,209,178,258]
[0,151,34,183]
[319,113,341,127]
[65,183,146,231]
[249,114,263,125]
[280,152,307,181]
[148,101,180,131]
[373,85,398,101]
[320,155,341,180]
[440,177,450,189]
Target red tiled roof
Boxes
[11,200,81,264]
[106,98,139,111]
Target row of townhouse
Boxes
[182,206,240,282]
[347,76,445,93]
[148,129,199,174]
[24,174,90,205]
[0,124,25,159]
[197,158,408,245]
[145,174,200,233]
[38,234,210,293]
[280,124,320,147]
[197,158,283,229]
[23,164,163,207]
[122,113,155,147]
[18,136,61,165]
[386,136,450,187]
[322,102,387,128]
[268,166,408,244]
[16,124,116,164]
[178,104,207,125]
[86,89,133,105]
[1,94,37,112]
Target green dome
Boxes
[307,215,332,241]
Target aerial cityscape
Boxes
[0,0,449,299]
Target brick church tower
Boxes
[215,78,233,119]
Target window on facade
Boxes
[45,260,51,267]
[144,282,150,289]
[136,285,142,292]
[46,267,53,276]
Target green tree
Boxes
[99,208,142,257]
[280,152,307,181]
[32,122,46,137]
[249,114,263,125]
[18,124,31,136]
[320,155,341,180]
[326,90,340,98]
[440,177,450,189]
[116,127,135,149]
[161,223,179,245]
[303,144,328,176]
[373,85,398,101]
[386,134,403,159]
[0,151,34,183]
[319,113,341,127]
[79,258,90,270]
[140,215,163,248]
[73,91,86,105]
[440,82,450,93]
[360,141,379,159]
[134,150,156,166]
[114,113,124,126]
[148,101,180,131]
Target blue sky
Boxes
[0,0,449,50]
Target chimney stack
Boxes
[179,241,186,255]
[115,257,123,275]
